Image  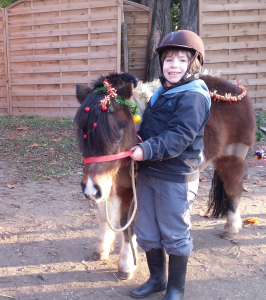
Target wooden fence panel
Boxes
[5,0,122,117]
[0,8,8,115]
[199,0,266,108]
[122,0,152,81]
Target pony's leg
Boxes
[117,225,137,280]
[214,143,249,240]
[116,188,137,280]
[93,201,118,260]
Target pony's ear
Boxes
[76,85,93,104]
[116,83,135,100]
[115,73,138,99]
[96,72,137,100]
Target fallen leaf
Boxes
[52,138,62,142]
[7,184,18,189]
[243,186,252,192]
[17,126,28,130]
[37,274,45,281]
[244,217,259,224]
[199,210,213,218]
[30,144,42,148]
[199,176,209,182]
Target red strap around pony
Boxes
[83,151,134,164]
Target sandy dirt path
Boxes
[0,146,266,300]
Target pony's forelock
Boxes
[74,92,130,159]
[93,72,138,100]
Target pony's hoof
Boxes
[92,251,109,261]
[117,270,133,280]
[221,231,237,240]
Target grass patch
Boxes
[0,115,82,181]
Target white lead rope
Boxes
[105,160,137,232]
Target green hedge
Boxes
[0,0,16,8]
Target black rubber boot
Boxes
[162,255,188,300]
[130,248,167,298]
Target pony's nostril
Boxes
[80,182,86,193]
[93,184,101,199]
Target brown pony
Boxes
[74,72,256,280]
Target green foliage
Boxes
[255,109,266,141]
[171,3,180,30]
[128,0,141,3]
[115,95,139,116]
[93,87,139,116]
[0,0,16,8]
[93,86,107,94]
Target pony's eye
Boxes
[118,127,124,136]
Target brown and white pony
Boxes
[74,72,256,280]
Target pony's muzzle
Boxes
[92,184,101,199]
[80,181,102,200]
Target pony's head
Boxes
[75,72,138,202]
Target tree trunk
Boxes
[142,0,172,81]
[178,0,199,34]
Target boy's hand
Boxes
[130,145,144,161]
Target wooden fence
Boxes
[0,8,8,116]
[5,0,122,117]
[123,0,152,81]
[199,0,266,108]
[0,0,151,117]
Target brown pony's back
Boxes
[201,75,256,161]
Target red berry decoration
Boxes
[83,134,87,139]
[102,106,107,111]
[93,123,97,128]
[85,107,90,112]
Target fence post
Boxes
[3,8,10,115]
[117,0,122,72]
[122,22,129,72]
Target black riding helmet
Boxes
[156,30,205,83]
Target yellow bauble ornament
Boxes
[132,115,141,123]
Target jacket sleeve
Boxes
[139,92,209,161]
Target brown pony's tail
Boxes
[208,170,229,217]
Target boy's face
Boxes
[163,51,189,87]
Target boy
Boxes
[130,30,211,300]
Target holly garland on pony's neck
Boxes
[93,79,141,123]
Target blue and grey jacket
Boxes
[138,77,211,183]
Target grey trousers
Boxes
[134,173,199,256]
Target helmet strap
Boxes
[186,50,199,76]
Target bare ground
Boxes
[0,118,266,300]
